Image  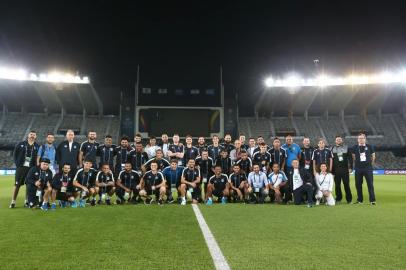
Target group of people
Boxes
[9,129,377,210]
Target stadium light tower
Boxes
[264,69,406,88]
[0,66,90,84]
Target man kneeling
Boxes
[139,161,166,205]
[116,161,141,204]
[315,163,335,206]
[206,165,230,205]
[51,163,77,209]
[96,163,116,205]
[73,160,98,207]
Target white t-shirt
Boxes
[292,169,303,190]
[315,172,334,192]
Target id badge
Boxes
[203,177,207,183]
[151,186,156,191]
[338,156,344,162]
[360,153,366,162]
[36,190,42,197]
[305,164,310,169]
[254,187,260,193]
[24,157,31,167]
[121,163,125,170]
[61,186,67,193]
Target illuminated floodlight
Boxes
[0,66,90,84]
[265,69,406,88]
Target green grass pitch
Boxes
[0,175,405,270]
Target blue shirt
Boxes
[38,144,56,166]
[162,166,184,187]
[282,143,301,168]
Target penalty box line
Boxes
[192,204,231,270]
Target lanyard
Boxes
[103,147,111,163]
[120,148,127,163]
[25,142,33,158]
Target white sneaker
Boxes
[316,200,320,206]
[181,199,186,205]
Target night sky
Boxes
[1,0,406,109]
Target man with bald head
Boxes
[56,129,81,176]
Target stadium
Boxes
[1,2,406,270]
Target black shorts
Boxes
[99,184,114,194]
[213,188,224,198]
[15,166,30,186]
[145,187,160,197]
[56,190,76,200]
[191,187,201,201]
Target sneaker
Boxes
[116,199,122,205]
[307,203,313,208]
[51,203,57,210]
[353,201,363,204]
[316,200,320,206]
[79,199,86,208]
[181,198,187,206]
[24,201,29,208]
[206,198,213,205]
[145,198,152,205]
[158,199,163,205]
[9,202,15,209]
[90,199,96,206]
[41,203,48,211]
[370,202,376,206]
[167,197,174,204]
[106,199,111,205]
[71,201,78,208]
[97,199,102,205]
[221,197,227,204]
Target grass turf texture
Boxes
[0,175,405,269]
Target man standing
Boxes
[145,136,161,159]
[312,138,333,175]
[10,130,39,208]
[56,129,80,175]
[114,136,133,177]
[269,137,287,171]
[229,139,243,163]
[37,132,57,175]
[79,131,99,169]
[167,134,184,166]
[252,143,271,174]
[281,135,301,171]
[97,135,117,171]
[207,135,224,163]
[352,133,376,205]
[195,150,214,193]
[183,135,199,165]
[300,137,314,173]
[196,136,207,155]
[221,133,235,154]
[247,138,257,157]
[129,142,149,173]
[143,149,170,172]
[215,149,232,175]
[331,135,353,204]
[239,134,249,151]
[158,133,170,158]
[235,150,252,176]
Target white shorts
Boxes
[316,190,335,206]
